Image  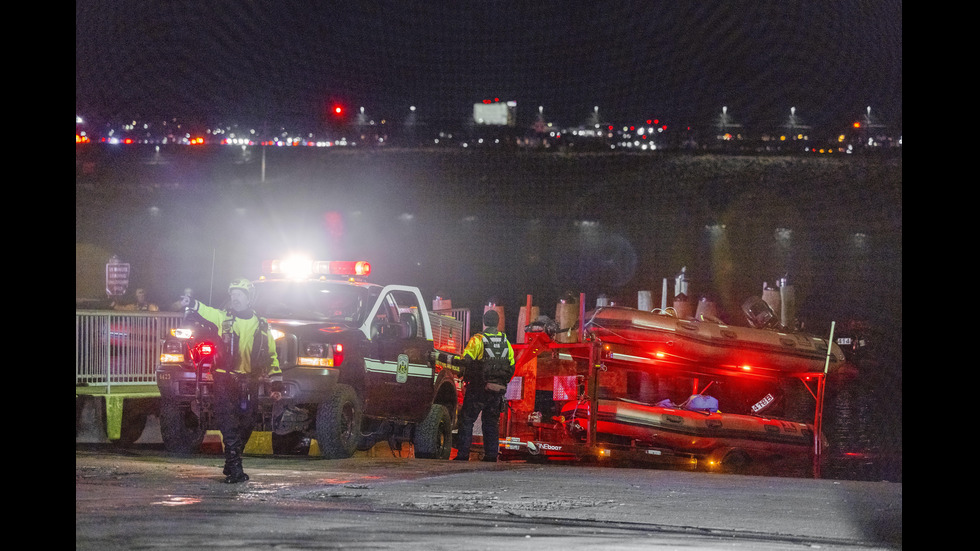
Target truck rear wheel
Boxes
[413,404,452,459]
[159,398,205,455]
[315,384,362,459]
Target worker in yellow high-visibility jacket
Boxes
[452,309,514,462]
[182,278,281,483]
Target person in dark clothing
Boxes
[181,278,281,483]
[452,309,515,462]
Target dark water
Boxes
[821,325,903,482]
[76,144,901,481]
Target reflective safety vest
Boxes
[193,302,280,377]
[478,331,514,386]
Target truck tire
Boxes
[159,398,205,455]
[315,384,362,459]
[413,404,452,459]
[114,397,154,447]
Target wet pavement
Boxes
[76,446,901,550]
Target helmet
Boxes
[482,309,500,328]
[228,278,255,304]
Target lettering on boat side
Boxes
[752,393,775,412]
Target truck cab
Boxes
[156,259,464,459]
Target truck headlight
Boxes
[297,343,342,367]
[298,343,331,367]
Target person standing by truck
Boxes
[452,309,515,462]
[113,287,159,311]
[181,278,282,483]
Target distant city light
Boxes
[75,103,899,152]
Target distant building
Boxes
[473,100,517,126]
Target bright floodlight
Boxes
[279,255,314,278]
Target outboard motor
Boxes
[742,297,780,329]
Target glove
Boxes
[266,375,285,401]
[431,351,452,364]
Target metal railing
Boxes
[76,308,468,390]
[75,310,183,392]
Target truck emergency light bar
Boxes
[263,259,371,279]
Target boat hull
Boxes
[562,398,816,468]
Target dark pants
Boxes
[214,372,257,472]
[456,382,505,459]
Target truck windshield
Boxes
[253,281,371,324]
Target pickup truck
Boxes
[156,260,466,459]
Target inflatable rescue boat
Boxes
[586,306,845,376]
[561,397,816,467]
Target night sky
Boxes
[76,1,902,133]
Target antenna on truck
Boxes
[208,248,215,305]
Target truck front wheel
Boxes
[315,384,362,459]
[413,404,452,459]
[115,397,155,447]
[159,398,205,455]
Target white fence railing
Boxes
[75,310,183,392]
[77,309,469,391]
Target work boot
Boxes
[453,453,469,461]
[224,470,250,483]
[223,462,250,483]
[480,456,498,463]
[223,451,249,483]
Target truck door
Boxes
[362,290,434,420]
